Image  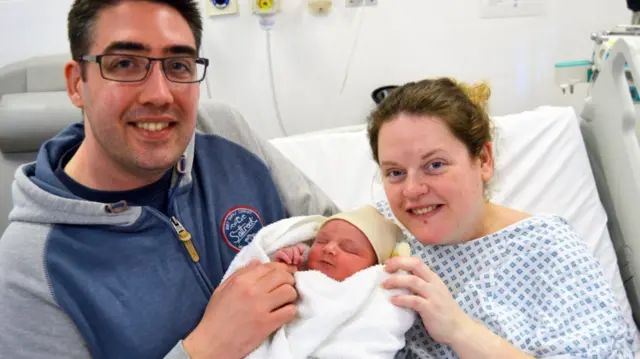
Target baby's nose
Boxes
[323,242,337,254]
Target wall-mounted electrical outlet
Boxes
[206,0,239,16]
[251,0,281,13]
[346,0,364,7]
[364,0,377,6]
[309,0,332,14]
[479,0,544,18]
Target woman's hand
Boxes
[383,256,534,359]
[382,256,473,346]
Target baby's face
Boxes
[307,219,377,281]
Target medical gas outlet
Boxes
[206,0,239,16]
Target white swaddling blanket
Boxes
[221,215,416,359]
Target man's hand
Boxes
[183,260,298,359]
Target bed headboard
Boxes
[579,37,640,328]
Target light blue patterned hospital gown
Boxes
[374,200,637,359]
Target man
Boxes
[0,1,338,358]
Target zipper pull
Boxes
[170,216,200,262]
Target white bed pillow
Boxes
[269,106,636,338]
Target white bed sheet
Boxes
[269,106,639,346]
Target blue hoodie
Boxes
[0,102,339,359]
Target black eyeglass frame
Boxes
[77,54,210,84]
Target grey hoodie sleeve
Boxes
[0,222,91,359]
[196,101,341,217]
[0,222,190,359]
[163,342,191,359]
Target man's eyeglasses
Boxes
[78,54,209,83]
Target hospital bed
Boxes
[1,37,640,356]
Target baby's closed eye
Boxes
[340,244,358,254]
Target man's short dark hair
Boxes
[67,0,203,61]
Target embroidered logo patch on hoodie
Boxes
[222,206,264,251]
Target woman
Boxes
[368,78,637,358]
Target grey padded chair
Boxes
[0,54,81,233]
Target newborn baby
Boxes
[225,205,415,359]
[273,205,404,281]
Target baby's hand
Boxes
[274,243,306,268]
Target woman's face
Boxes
[377,114,493,245]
